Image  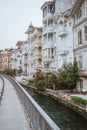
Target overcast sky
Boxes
[0,0,46,50]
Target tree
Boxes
[71,57,79,88]
[58,58,79,90]
[34,72,46,91]
[48,73,58,89]
[1,69,16,77]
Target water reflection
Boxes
[25,87,87,130]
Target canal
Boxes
[25,87,87,130]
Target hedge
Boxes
[71,96,87,105]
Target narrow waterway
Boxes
[25,87,87,130]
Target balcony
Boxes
[43,13,53,21]
[43,40,54,48]
[33,42,42,48]
[79,70,87,77]
[11,58,17,61]
[23,50,28,56]
[17,55,20,58]
[58,30,68,37]
[28,58,34,63]
[58,46,69,56]
[43,26,54,35]
[43,56,54,63]
[33,53,42,60]
[23,59,27,65]
[33,64,42,70]
[74,42,87,51]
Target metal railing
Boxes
[0,75,4,102]
[5,75,60,130]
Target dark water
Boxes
[25,87,87,130]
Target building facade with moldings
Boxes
[24,23,42,78]
[71,0,87,91]
[41,0,75,73]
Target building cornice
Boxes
[74,44,87,52]
[41,0,54,10]
[70,0,85,16]
[74,17,87,28]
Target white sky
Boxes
[0,0,46,50]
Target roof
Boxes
[41,0,54,10]
[16,41,24,46]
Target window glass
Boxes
[78,29,82,45]
[84,26,87,41]
[79,55,83,69]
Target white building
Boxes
[25,23,42,79]
[25,23,35,78]
[71,0,87,91]
[11,49,18,70]
[22,41,29,76]
[57,9,74,68]
[12,41,23,74]
[41,0,74,72]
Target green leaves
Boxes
[48,73,58,89]
[57,59,79,90]
[71,96,87,105]
[34,72,46,91]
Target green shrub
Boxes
[28,79,34,83]
[36,80,46,91]
[48,73,58,89]
[28,79,35,86]
[1,69,16,76]
[34,72,46,91]
[57,58,79,90]
[71,96,87,105]
[28,79,34,84]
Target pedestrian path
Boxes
[0,77,33,130]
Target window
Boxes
[48,5,53,13]
[43,49,47,56]
[52,48,54,58]
[84,26,87,41]
[76,7,82,20]
[78,29,82,45]
[85,0,87,14]
[53,32,56,42]
[64,24,67,30]
[86,7,87,14]
[0,58,2,62]
[79,55,83,69]
[54,47,56,56]
[43,7,47,17]
[48,20,53,27]
[63,57,67,65]
[69,22,71,26]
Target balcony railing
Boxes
[43,40,53,47]
[74,42,87,51]
[58,30,68,37]
[33,64,42,69]
[58,46,69,56]
[23,60,27,63]
[43,56,54,63]
[43,13,53,21]
[33,42,42,48]
[43,26,54,35]
[33,53,42,60]
[79,70,87,77]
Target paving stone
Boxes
[0,77,33,130]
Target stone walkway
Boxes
[0,77,33,130]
